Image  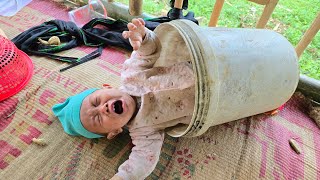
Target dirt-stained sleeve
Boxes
[115,130,164,180]
[122,29,161,72]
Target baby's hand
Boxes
[122,18,147,51]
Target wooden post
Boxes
[174,0,184,9]
[129,0,143,16]
[208,0,225,27]
[295,13,320,58]
[248,0,268,5]
[256,0,279,28]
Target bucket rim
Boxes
[154,19,220,137]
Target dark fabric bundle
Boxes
[12,18,132,64]
[12,11,198,71]
[145,11,198,31]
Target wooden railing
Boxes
[207,0,319,59]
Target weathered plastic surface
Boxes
[154,20,300,137]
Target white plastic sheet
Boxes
[0,0,33,16]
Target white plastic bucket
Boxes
[154,20,299,137]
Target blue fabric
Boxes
[52,88,104,139]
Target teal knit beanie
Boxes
[52,88,104,139]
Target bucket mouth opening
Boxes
[154,20,214,137]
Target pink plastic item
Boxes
[0,35,34,101]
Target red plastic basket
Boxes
[0,35,34,101]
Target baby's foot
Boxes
[122,18,147,51]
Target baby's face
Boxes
[80,88,136,136]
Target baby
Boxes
[52,18,195,180]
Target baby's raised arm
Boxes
[121,18,161,74]
[122,18,161,57]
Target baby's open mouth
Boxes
[114,100,123,114]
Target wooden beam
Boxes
[208,0,225,27]
[295,13,320,58]
[101,1,154,21]
[174,0,184,9]
[248,0,269,5]
[129,0,143,16]
[256,0,278,28]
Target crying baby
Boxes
[52,18,195,180]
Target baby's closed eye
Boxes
[94,97,100,107]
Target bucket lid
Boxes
[0,35,34,101]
